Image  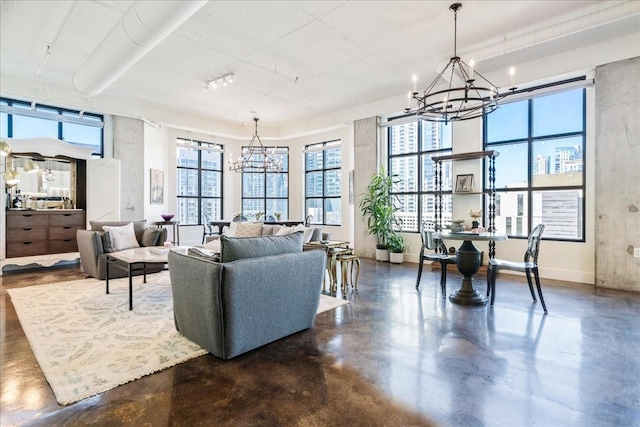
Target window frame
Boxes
[1,97,104,157]
[304,140,342,226]
[241,146,289,220]
[483,84,587,242]
[387,117,452,232]
[176,138,224,227]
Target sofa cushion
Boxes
[141,228,163,247]
[220,232,303,263]
[203,238,221,253]
[275,225,294,236]
[103,222,140,251]
[293,224,315,243]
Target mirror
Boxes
[9,156,76,208]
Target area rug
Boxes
[8,271,349,405]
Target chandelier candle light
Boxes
[405,3,516,123]
[228,117,283,173]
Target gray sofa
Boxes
[168,232,326,360]
[204,223,331,245]
[77,220,167,279]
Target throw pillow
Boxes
[233,222,263,238]
[203,238,221,253]
[141,228,162,247]
[102,222,140,251]
[187,247,220,262]
[220,232,303,263]
[294,223,314,243]
[275,225,294,236]
[98,231,113,253]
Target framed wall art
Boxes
[150,169,164,204]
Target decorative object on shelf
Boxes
[359,166,402,261]
[161,214,174,222]
[228,117,283,173]
[274,212,282,221]
[451,219,465,233]
[470,210,483,229]
[404,3,516,123]
[455,174,474,192]
[150,169,164,205]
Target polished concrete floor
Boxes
[1,259,639,426]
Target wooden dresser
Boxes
[5,210,86,258]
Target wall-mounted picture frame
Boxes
[455,174,474,193]
[150,169,164,204]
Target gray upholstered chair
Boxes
[486,224,547,312]
[168,233,327,359]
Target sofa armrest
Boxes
[220,250,326,358]
[76,230,104,279]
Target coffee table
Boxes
[105,247,171,310]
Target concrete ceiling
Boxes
[1,1,638,129]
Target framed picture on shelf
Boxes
[150,169,164,204]
[455,174,474,192]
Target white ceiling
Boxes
[1,0,638,129]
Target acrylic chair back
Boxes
[525,224,545,264]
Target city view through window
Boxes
[388,86,585,240]
[241,149,289,221]
[305,141,341,225]
[176,139,223,226]
[486,88,585,240]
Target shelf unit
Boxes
[432,150,499,258]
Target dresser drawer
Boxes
[49,226,82,240]
[6,227,47,243]
[49,213,85,227]
[7,241,48,258]
[6,213,48,228]
[49,239,78,254]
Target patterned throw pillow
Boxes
[232,222,263,237]
[203,238,221,253]
[102,222,140,251]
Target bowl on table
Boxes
[161,214,175,222]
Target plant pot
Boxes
[389,252,404,264]
[376,248,390,262]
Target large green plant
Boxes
[359,166,402,249]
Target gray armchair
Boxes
[77,220,167,279]
[168,233,326,359]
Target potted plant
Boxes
[359,166,402,261]
[387,234,406,264]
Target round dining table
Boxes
[434,231,508,306]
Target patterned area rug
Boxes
[8,271,348,405]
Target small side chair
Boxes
[487,223,547,312]
[416,221,457,296]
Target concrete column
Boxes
[595,56,640,291]
[353,116,380,259]
[113,116,145,221]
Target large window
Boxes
[484,86,586,240]
[387,119,452,232]
[176,138,223,226]
[305,140,341,225]
[241,148,289,220]
[1,97,104,156]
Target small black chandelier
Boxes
[228,117,283,173]
[405,3,515,123]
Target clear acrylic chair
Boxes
[487,223,547,312]
[416,221,457,296]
